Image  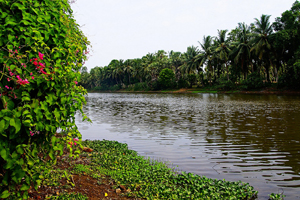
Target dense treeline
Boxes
[81,1,300,91]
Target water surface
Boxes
[76,93,300,199]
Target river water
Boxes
[75,92,300,199]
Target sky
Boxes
[71,0,296,72]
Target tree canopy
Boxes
[81,1,300,91]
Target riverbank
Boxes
[89,86,300,95]
[28,140,286,200]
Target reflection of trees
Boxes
[186,94,300,182]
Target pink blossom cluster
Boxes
[68,138,79,147]
[30,130,40,136]
[30,56,49,75]
[16,75,29,85]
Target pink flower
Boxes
[33,61,38,66]
[30,72,33,75]
[30,131,34,136]
[38,52,44,60]
[5,85,9,89]
[74,142,77,145]
[31,76,34,80]
[7,78,10,81]
[74,81,78,85]
[39,62,45,67]
[17,78,29,85]
[9,72,14,76]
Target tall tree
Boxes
[214,30,232,81]
[197,36,214,85]
[251,14,274,82]
[231,23,253,79]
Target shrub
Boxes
[134,82,149,91]
[241,72,264,90]
[0,0,89,198]
[158,68,175,89]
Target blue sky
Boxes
[71,0,296,71]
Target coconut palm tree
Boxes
[197,36,214,85]
[214,30,232,81]
[251,14,274,82]
[231,23,253,80]
[181,46,201,75]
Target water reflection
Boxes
[76,93,300,199]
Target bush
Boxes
[241,72,264,90]
[134,82,149,91]
[278,60,300,89]
[0,0,89,198]
[216,79,236,91]
[158,68,175,89]
[177,77,189,88]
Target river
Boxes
[75,92,300,199]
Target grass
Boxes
[191,90,218,93]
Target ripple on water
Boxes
[76,93,300,199]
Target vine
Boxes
[0,0,90,199]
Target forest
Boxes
[80,1,300,92]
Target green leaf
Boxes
[54,109,60,121]
[4,158,14,169]
[10,118,15,127]
[20,183,30,191]
[0,148,8,160]
[15,119,21,133]
[22,96,30,102]
[28,159,34,167]
[1,12,8,19]
[23,120,32,127]
[16,145,24,155]
[11,2,26,10]
[6,99,15,110]
[8,35,15,42]
[0,120,6,136]
[0,190,10,198]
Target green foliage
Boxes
[158,68,175,89]
[82,140,258,200]
[268,192,285,200]
[216,79,236,91]
[80,1,300,92]
[0,0,89,198]
[134,82,149,91]
[278,57,300,89]
[241,72,265,90]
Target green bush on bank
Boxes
[0,0,89,199]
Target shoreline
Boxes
[29,140,284,199]
[88,87,300,95]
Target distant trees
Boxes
[80,1,300,91]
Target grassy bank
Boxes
[88,85,300,95]
[29,140,285,199]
